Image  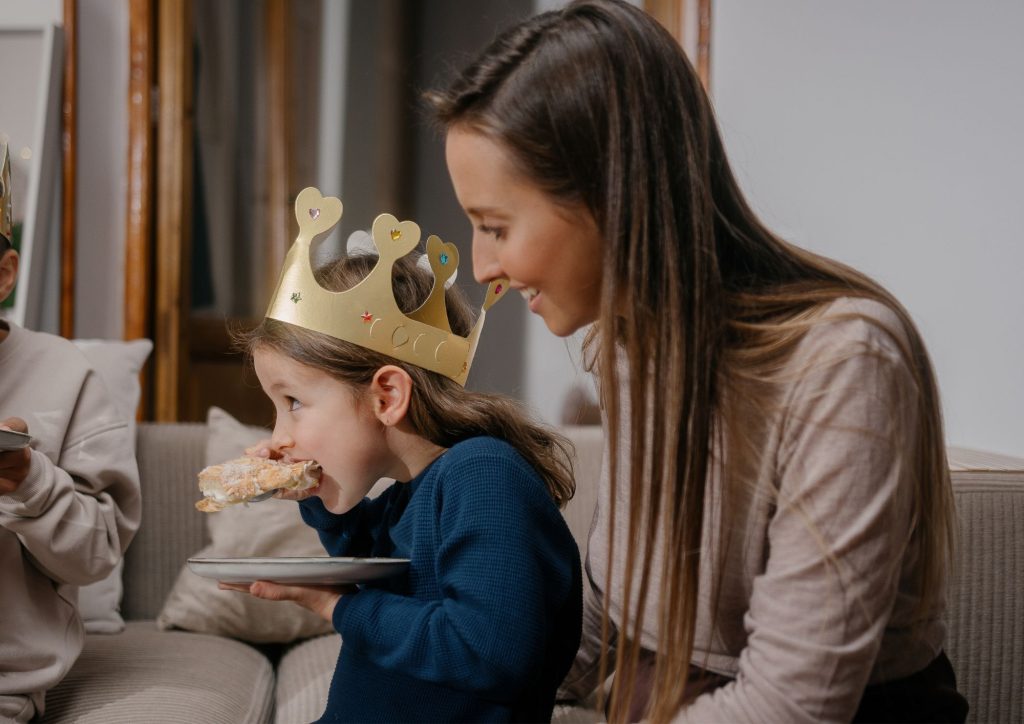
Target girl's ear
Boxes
[0,248,19,303]
[369,365,413,427]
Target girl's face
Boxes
[445,126,604,337]
[253,346,389,514]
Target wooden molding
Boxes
[265,0,292,299]
[124,0,154,344]
[125,0,155,419]
[154,0,194,422]
[645,0,712,89]
[60,0,77,338]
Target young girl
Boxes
[429,0,968,721]
[227,252,583,723]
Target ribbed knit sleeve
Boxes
[299,493,395,557]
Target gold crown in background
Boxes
[0,143,12,244]
[265,187,509,385]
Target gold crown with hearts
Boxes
[265,187,509,385]
[0,143,12,246]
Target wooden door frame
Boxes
[60,0,77,338]
[645,0,712,88]
[123,0,194,422]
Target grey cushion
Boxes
[275,634,341,724]
[946,475,1024,724]
[41,622,274,723]
[123,423,210,620]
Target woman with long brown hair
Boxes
[430,0,968,720]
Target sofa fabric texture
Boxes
[38,422,1024,723]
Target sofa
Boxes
[38,421,1022,723]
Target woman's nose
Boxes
[472,235,502,283]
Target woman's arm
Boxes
[676,309,920,723]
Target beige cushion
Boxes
[42,621,273,723]
[275,633,341,724]
[156,407,333,644]
[73,338,153,634]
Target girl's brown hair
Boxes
[240,253,575,509]
[428,0,956,720]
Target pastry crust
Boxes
[195,456,321,512]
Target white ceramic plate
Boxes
[187,556,410,585]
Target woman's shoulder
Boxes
[798,295,912,361]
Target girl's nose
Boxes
[270,425,294,453]
[472,235,502,284]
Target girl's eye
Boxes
[287,397,302,412]
[477,224,504,241]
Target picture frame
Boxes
[0,23,63,329]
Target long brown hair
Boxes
[240,252,576,508]
[428,0,956,720]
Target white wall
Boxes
[711,1,1024,456]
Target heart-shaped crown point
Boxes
[267,187,509,386]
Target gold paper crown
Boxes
[265,187,509,385]
[0,143,12,245]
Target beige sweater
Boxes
[561,298,946,723]
[0,322,141,721]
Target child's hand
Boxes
[0,418,31,494]
[218,580,354,623]
[244,439,283,460]
[242,440,321,501]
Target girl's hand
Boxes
[0,418,32,494]
[244,439,283,460]
[243,440,321,501]
[218,580,355,623]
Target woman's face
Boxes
[445,126,604,337]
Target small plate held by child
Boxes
[187,556,410,585]
[0,429,32,451]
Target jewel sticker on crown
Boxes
[264,187,509,386]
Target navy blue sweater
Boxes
[299,437,583,723]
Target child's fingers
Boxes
[0,447,32,492]
[273,485,318,502]
[243,439,281,459]
[246,580,351,622]
[0,417,28,434]
[217,582,255,593]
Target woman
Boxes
[428,0,968,721]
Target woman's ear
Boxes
[0,248,19,304]
[369,365,413,427]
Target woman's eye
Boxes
[287,397,302,412]
[477,224,504,241]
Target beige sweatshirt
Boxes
[560,298,946,723]
[0,321,141,721]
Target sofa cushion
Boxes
[73,338,153,634]
[40,621,273,723]
[157,407,334,643]
[944,449,1024,724]
[275,633,342,724]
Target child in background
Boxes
[0,143,141,722]
[224,243,582,723]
